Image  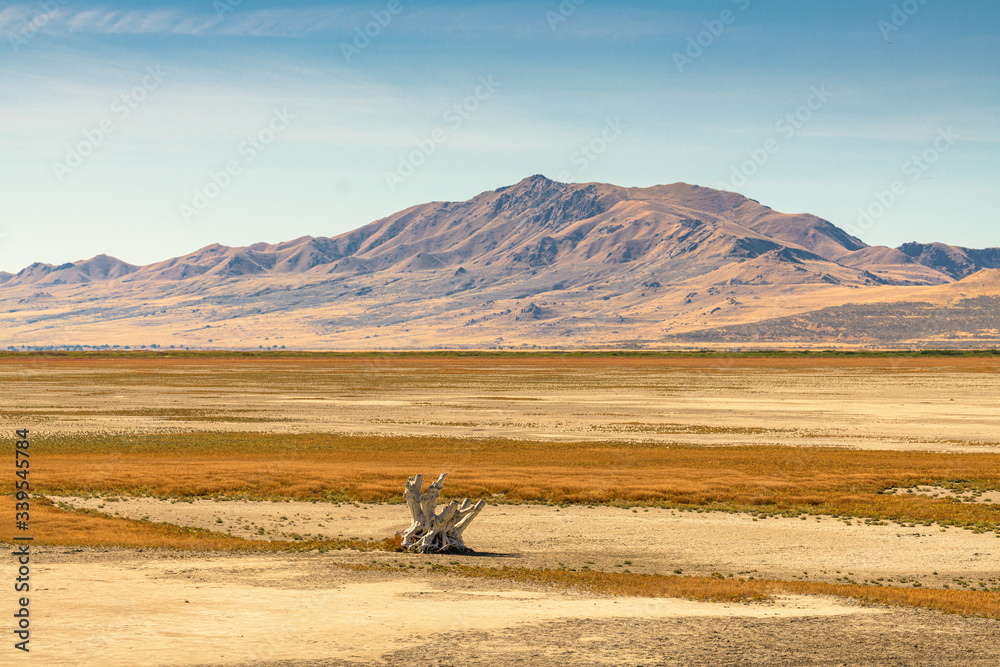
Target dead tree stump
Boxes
[401,473,485,554]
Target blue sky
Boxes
[1,0,997,272]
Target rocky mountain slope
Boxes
[2,176,998,349]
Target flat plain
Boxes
[3,352,1000,666]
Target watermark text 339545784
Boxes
[13,429,33,653]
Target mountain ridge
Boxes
[6,175,995,289]
[2,175,998,349]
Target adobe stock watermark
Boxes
[214,0,245,20]
[179,108,296,223]
[556,117,627,182]
[878,0,931,43]
[717,84,832,191]
[673,0,751,73]
[546,0,586,31]
[341,0,404,63]
[7,0,70,54]
[384,76,500,192]
[51,66,169,182]
[852,127,958,234]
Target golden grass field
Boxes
[21,433,1000,531]
[0,497,399,552]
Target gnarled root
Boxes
[401,474,485,554]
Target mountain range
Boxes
[2,175,999,349]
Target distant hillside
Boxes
[668,294,1000,347]
[1,176,997,350]
[3,254,138,287]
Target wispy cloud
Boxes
[0,5,359,38]
[0,7,30,31]
[0,3,690,40]
[397,4,689,39]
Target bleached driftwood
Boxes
[401,473,485,554]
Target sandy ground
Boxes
[4,357,1000,452]
[11,498,1000,666]
[21,550,894,667]
[22,553,1000,667]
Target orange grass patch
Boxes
[772,579,1000,620]
[459,566,1000,620]
[30,432,1000,529]
[0,497,401,553]
[353,564,1000,620]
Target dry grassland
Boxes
[6,353,1000,454]
[0,497,397,552]
[26,432,1000,531]
[6,352,1000,397]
